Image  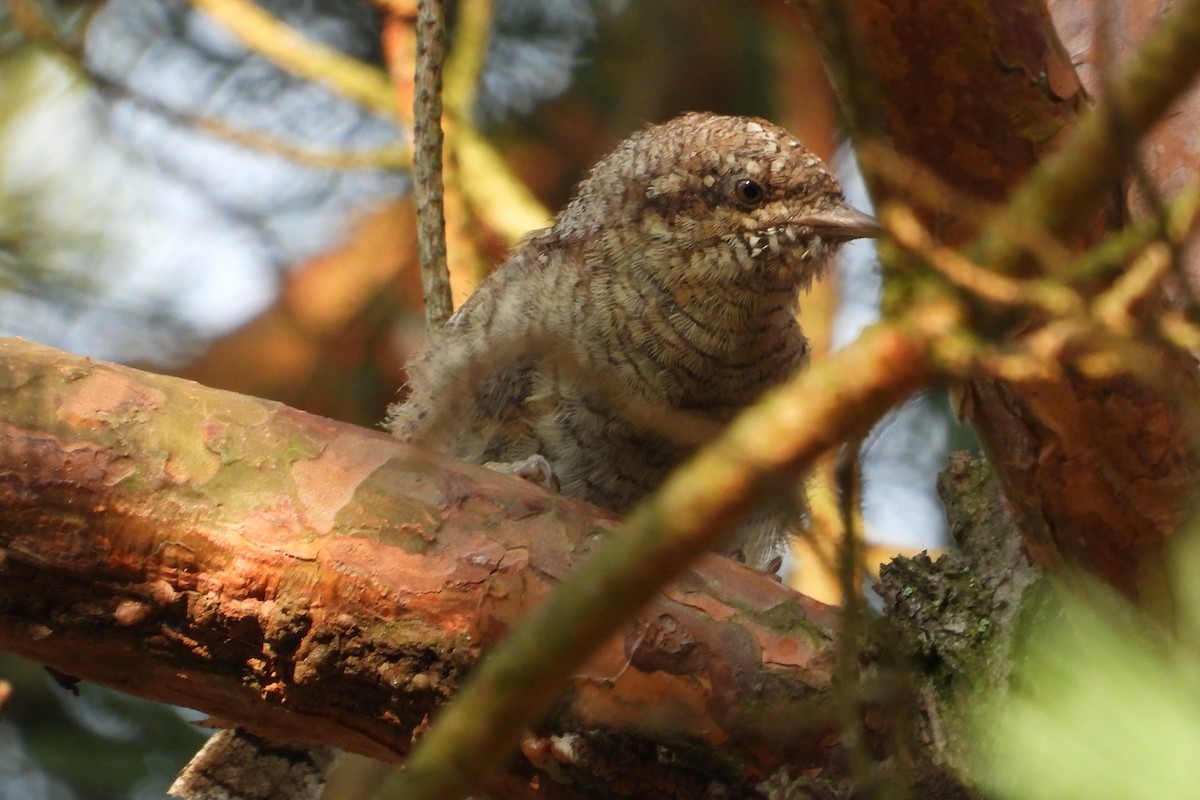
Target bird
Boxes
[389,111,877,567]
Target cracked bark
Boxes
[799,0,1200,600]
[0,337,851,798]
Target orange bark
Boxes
[0,338,843,794]
[799,0,1200,598]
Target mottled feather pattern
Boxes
[389,112,876,567]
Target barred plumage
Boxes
[388,112,876,567]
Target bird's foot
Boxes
[760,554,784,580]
[484,454,561,493]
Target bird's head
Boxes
[555,112,877,293]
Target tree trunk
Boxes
[799,0,1200,600]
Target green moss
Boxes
[332,457,443,552]
[747,593,835,645]
[878,550,998,686]
[876,451,1052,776]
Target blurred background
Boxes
[0,1,955,796]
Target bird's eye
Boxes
[734,179,766,206]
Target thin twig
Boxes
[443,0,493,119]
[833,442,873,781]
[882,204,1082,316]
[412,0,453,329]
[1159,311,1200,352]
[972,0,1200,276]
[1061,176,1200,283]
[187,0,394,114]
[9,0,408,169]
[884,173,1200,374]
[381,312,947,800]
[859,142,1076,271]
[1091,242,1172,334]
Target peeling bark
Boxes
[800,0,1200,599]
[0,338,849,796]
[853,0,1086,206]
[1049,0,1200,267]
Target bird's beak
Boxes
[792,204,880,242]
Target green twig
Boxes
[973,0,1200,275]
[833,442,872,779]
[1064,178,1200,284]
[443,0,492,120]
[382,316,942,800]
[8,0,408,169]
[188,0,394,113]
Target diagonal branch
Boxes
[0,336,880,798]
[385,307,949,799]
[975,0,1200,276]
[802,0,1200,597]
[187,0,395,113]
[390,2,1200,792]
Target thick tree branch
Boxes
[801,0,1200,597]
[388,310,945,800]
[0,337,854,797]
[974,0,1200,275]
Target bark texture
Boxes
[802,0,1200,598]
[1049,0,1200,257]
[0,338,845,797]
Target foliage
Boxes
[970,566,1200,800]
[0,652,205,800]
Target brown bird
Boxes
[389,111,877,567]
